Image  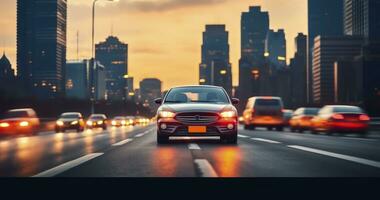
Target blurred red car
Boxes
[311,105,370,135]
[290,107,319,132]
[0,108,40,136]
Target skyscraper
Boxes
[199,25,232,96]
[65,60,90,100]
[95,36,128,101]
[265,29,287,70]
[17,0,67,99]
[238,6,270,101]
[312,36,363,104]
[289,33,308,107]
[344,0,380,40]
[140,78,162,111]
[307,0,344,103]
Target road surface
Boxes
[1,124,380,177]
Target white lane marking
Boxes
[134,133,146,138]
[251,138,281,144]
[194,159,218,177]
[340,137,377,142]
[112,138,133,146]
[288,145,380,169]
[188,143,201,150]
[32,153,104,177]
[238,134,249,138]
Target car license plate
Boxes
[188,126,207,133]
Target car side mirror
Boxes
[231,98,240,105]
[154,98,163,105]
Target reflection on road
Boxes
[152,147,179,177]
[0,125,148,177]
[211,146,242,177]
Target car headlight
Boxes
[220,111,236,118]
[71,121,79,125]
[111,120,117,126]
[19,121,29,127]
[0,122,10,128]
[159,111,175,118]
[87,121,93,126]
[56,120,64,126]
[97,121,104,125]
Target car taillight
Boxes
[359,114,370,121]
[19,121,29,127]
[331,114,344,120]
[0,122,10,128]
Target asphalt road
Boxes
[1,124,380,177]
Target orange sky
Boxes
[0,0,307,91]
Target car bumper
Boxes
[157,119,237,137]
[328,122,369,132]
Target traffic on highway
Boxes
[0,85,379,177]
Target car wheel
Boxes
[221,134,237,144]
[103,126,107,130]
[298,129,304,133]
[157,133,169,144]
[311,128,318,134]
[267,127,273,131]
[290,127,296,132]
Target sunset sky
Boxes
[0,0,307,90]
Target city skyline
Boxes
[0,0,307,90]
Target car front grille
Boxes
[175,113,219,125]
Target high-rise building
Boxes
[65,60,90,100]
[238,6,270,102]
[289,33,308,107]
[265,29,287,70]
[0,53,14,80]
[95,36,128,101]
[199,25,232,96]
[312,36,364,104]
[140,78,162,111]
[307,0,344,103]
[344,0,380,40]
[17,0,67,99]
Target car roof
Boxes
[170,85,223,89]
[8,108,35,112]
[61,112,82,115]
[249,96,282,100]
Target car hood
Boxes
[0,118,32,122]
[160,103,233,113]
[58,118,79,122]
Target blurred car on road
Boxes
[311,105,370,135]
[155,85,239,144]
[0,108,40,136]
[243,97,285,131]
[111,116,127,127]
[55,112,85,133]
[86,114,107,130]
[283,109,293,127]
[125,116,136,126]
[289,107,319,132]
[135,116,150,125]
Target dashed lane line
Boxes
[194,159,218,177]
[288,145,380,169]
[112,138,133,146]
[250,138,282,144]
[188,143,201,150]
[32,153,104,177]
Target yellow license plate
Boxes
[188,126,207,133]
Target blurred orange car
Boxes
[311,105,370,135]
[0,108,40,136]
[289,107,319,132]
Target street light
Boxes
[91,0,118,114]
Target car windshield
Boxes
[90,115,105,120]
[304,108,319,115]
[333,107,363,113]
[61,114,80,119]
[255,99,282,107]
[2,111,29,119]
[165,87,229,104]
